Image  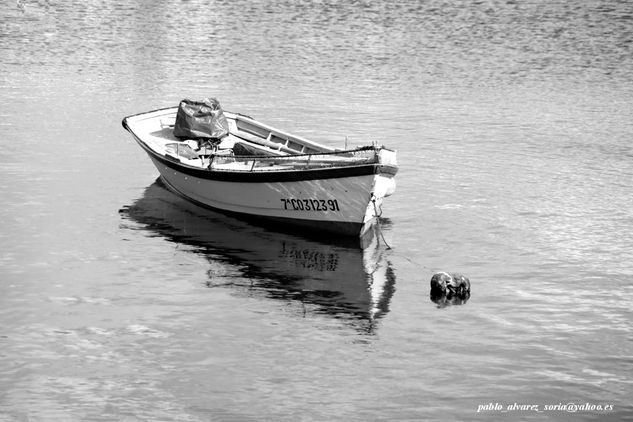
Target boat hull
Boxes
[147,151,394,236]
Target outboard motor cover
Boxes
[173,98,229,140]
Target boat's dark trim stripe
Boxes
[124,123,398,183]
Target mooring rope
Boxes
[371,196,439,274]
[371,196,392,250]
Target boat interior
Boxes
[134,109,381,171]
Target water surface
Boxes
[1,1,632,421]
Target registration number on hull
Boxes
[281,198,340,212]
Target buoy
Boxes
[430,272,471,307]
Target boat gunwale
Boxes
[122,111,398,184]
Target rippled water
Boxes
[1,1,632,421]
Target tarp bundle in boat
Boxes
[173,98,229,140]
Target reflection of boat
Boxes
[120,179,396,328]
[121,102,397,237]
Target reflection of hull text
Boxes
[279,242,339,271]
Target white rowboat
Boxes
[122,106,397,237]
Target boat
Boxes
[121,99,397,237]
[120,179,396,327]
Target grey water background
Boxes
[1,0,632,421]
